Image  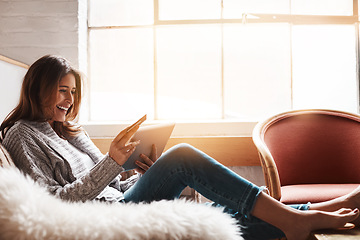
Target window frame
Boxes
[84,0,360,137]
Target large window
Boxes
[87,0,359,127]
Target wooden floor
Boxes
[309,227,360,240]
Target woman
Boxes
[1,55,359,240]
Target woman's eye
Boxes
[71,90,76,95]
[59,89,67,93]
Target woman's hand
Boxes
[109,125,141,166]
[135,144,158,174]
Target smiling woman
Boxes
[0,55,83,140]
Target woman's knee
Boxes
[157,143,201,165]
[166,143,199,159]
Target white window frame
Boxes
[84,0,360,138]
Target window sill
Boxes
[82,120,258,138]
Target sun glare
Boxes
[88,0,359,122]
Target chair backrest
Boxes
[254,109,360,187]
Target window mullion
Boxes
[290,23,294,110]
[355,0,360,114]
[355,22,360,113]
[153,0,159,119]
[153,26,158,120]
[154,0,159,24]
[221,0,225,119]
[353,0,358,16]
[291,15,357,25]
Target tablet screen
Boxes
[122,123,175,170]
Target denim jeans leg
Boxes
[124,143,261,216]
[123,143,305,239]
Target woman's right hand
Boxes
[109,125,141,166]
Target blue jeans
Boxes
[123,143,309,240]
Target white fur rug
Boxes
[0,167,243,240]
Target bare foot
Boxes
[310,185,360,226]
[342,186,360,226]
[284,208,359,240]
[343,186,360,208]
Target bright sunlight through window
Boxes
[87,0,359,124]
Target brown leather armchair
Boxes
[252,109,360,204]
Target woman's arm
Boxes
[3,123,124,202]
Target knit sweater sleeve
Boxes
[68,132,141,191]
[3,122,125,202]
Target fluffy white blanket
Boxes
[0,167,243,240]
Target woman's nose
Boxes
[66,92,74,103]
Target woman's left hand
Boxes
[135,144,158,174]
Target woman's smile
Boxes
[56,105,70,112]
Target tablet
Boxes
[122,123,175,170]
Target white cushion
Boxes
[0,167,243,240]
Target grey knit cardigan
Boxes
[2,119,136,202]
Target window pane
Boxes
[89,0,154,27]
[291,0,353,16]
[156,25,222,120]
[89,28,154,121]
[224,23,292,121]
[292,25,357,113]
[158,0,221,20]
[223,0,290,18]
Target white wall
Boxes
[0,0,87,122]
[0,0,87,70]
[0,60,27,123]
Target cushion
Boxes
[280,184,359,204]
[0,143,14,168]
[0,167,243,240]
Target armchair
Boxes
[252,109,360,204]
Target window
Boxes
[87,0,359,135]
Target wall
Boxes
[0,58,27,123]
[0,0,87,70]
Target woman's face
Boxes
[49,73,76,124]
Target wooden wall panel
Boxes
[92,136,261,167]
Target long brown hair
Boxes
[0,55,83,141]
